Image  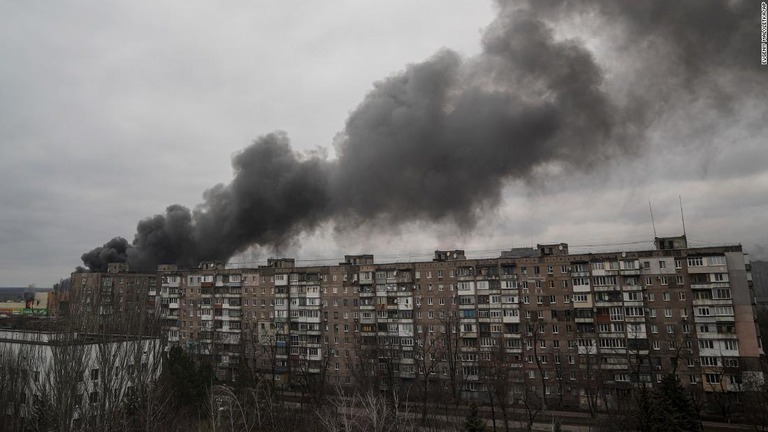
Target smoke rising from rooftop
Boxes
[81,0,765,272]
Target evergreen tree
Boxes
[162,346,213,410]
[653,374,700,432]
[629,374,700,432]
[464,402,487,432]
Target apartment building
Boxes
[152,236,761,407]
[67,235,762,409]
[52,263,157,319]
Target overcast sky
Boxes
[1,1,766,287]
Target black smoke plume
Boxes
[81,0,766,272]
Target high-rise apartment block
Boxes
[57,236,764,408]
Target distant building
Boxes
[0,291,48,318]
[50,263,157,320]
[751,260,768,306]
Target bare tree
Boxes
[513,369,543,432]
[30,325,91,432]
[0,342,37,432]
[524,314,549,410]
[439,310,466,405]
[412,322,444,425]
[317,385,416,432]
[479,334,516,432]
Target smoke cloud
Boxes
[81,0,766,272]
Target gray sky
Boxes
[1,1,766,287]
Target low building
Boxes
[0,327,162,429]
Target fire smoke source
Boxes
[81,0,765,272]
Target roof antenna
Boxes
[679,195,687,237]
[649,201,657,238]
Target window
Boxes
[90,369,99,381]
[699,340,715,349]
[724,340,738,351]
[593,276,617,286]
[715,306,734,316]
[573,277,589,286]
[666,324,675,334]
[659,260,666,268]
[708,256,726,266]
[687,257,704,267]
[707,374,721,384]
[664,308,672,318]
[714,288,731,299]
